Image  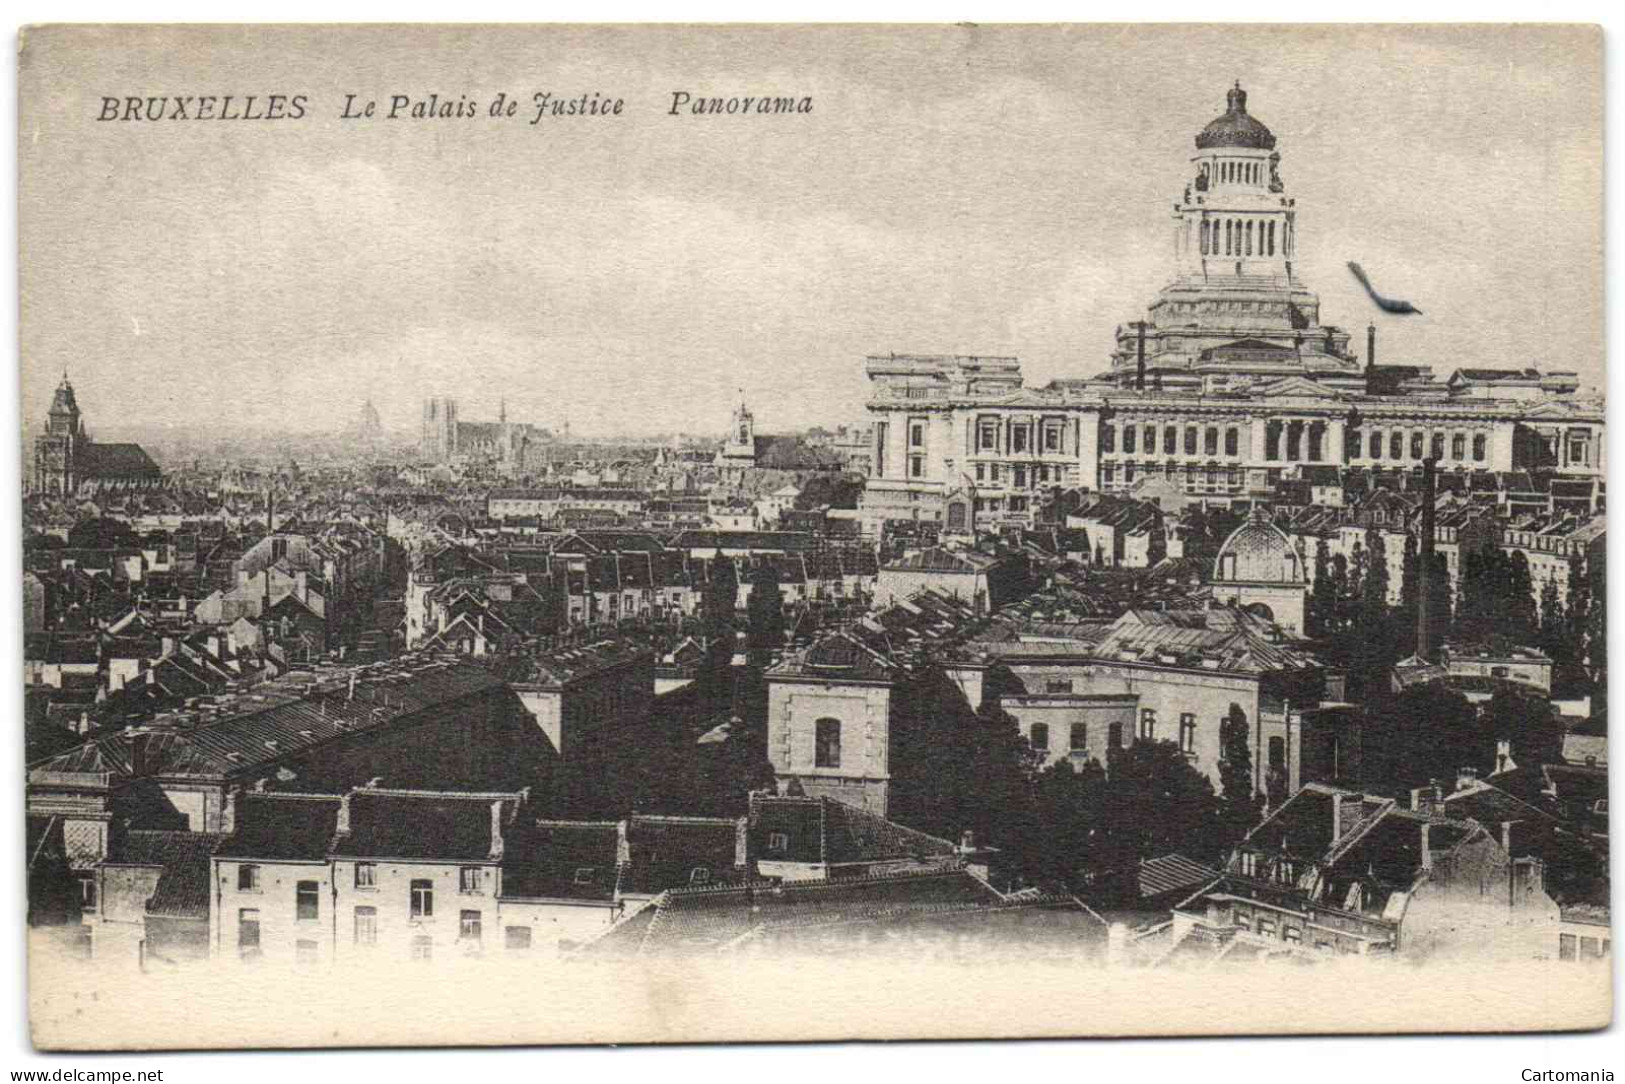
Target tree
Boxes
[745,561,786,669]
[1482,687,1566,773]
[700,549,738,694]
[1360,684,1482,791]
[1217,703,1262,845]
[1308,539,1336,638]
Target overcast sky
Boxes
[19,24,1602,440]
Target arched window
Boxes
[815,718,842,768]
[1452,433,1466,459]
[1030,723,1050,753]
[1164,426,1177,455]
[1410,431,1425,459]
[1431,432,1445,460]
[1185,427,1198,456]
[1124,426,1137,454]
[1370,432,1383,459]
[1389,432,1402,459]
[1144,424,1156,451]
[1205,427,1219,456]
[1225,428,1239,457]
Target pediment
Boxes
[1254,376,1346,401]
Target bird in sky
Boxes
[1348,262,1423,315]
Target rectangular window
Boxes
[974,463,985,482]
[1185,428,1198,456]
[411,935,433,961]
[1283,926,1303,944]
[768,831,790,853]
[1180,713,1196,754]
[1011,426,1029,453]
[815,718,842,768]
[1045,678,1073,694]
[909,423,924,449]
[1257,917,1277,936]
[355,862,376,889]
[1269,736,1286,770]
[1030,722,1050,752]
[296,880,319,922]
[978,421,998,452]
[1560,934,1578,961]
[1102,426,1116,453]
[1164,427,1177,455]
[354,906,378,946]
[1044,425,1062,452]
[296,939,319,966]
[1473,434,1487,461]
[238,908,261,957]
[459,867,483,894]
[1013,466,1026,488]
[1411,432,1425,459]
[460,910,482,944]
[1139,709,1156,741]
[77,873,98,912]
[237,864,261,892]
[506,926,533,951]
[1070,723,1088,752]
[410,879,434,920]
[1205,428,1218,456]
[1108,722,1123,750]
[1123,427,1136,454]
[909,456,924,479]
[1431,433,1445,460]
[1225,428,1239,457]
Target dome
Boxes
[1195,83,1277,151]
[1213,515,1302,583]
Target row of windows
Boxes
[975,419,1068,455]
[1102,463,1243,489]
[1027,712,1198,756]
[973,462,1062,488]
[1214,160,1263,186]
[1201,217,1277,258]
[1350,429,1487,463]
[237,864,490,900]
[1103,423,1241,458]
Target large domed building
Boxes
[1210,511,1308,634]
[860,83,1603,535]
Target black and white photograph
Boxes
[13,21,1612,1050]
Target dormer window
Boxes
[573,867,596,885]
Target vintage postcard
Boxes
[18,23,1610,1049]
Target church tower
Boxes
[1109,83,1358,392]
[720,394,757,464]
[34,374,82,495]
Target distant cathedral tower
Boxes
[34,374,82,495]
[718,394,758,465]
[421,396,459,461]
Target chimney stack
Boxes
[1367,323,1376,370]
[1418,457,1437,661]
[335,792,352,836]
[489,800,506,861]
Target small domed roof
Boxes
[1214,514,1301,583]
[1196,83,1277,151]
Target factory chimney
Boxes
[1418,456,1437,661]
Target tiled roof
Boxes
[103,830,226,919]
[329,789,518,863]
[28,656,505,783]
[619,815,747,896]
[748,795,959,867]
[216,793,342,862]
[500,820,622,902]
[595,867,1004,957]
[1138,854,1221,900]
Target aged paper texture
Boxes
[18,24,1609,1049]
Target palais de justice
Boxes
[861,84,1604,533]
